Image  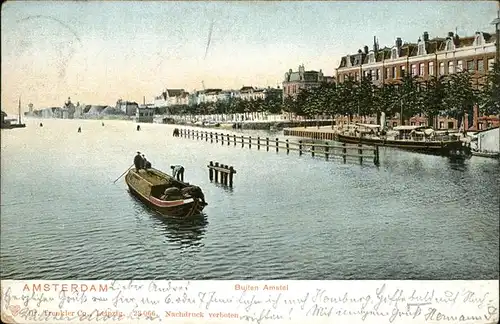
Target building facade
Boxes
[154,89,189,107]
[335,31,497,129]
[116,99,138,116]
[283,65,334,100]
[336,32,495,86]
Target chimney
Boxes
[396,37,402,48]
[448,31,454,38]
[358,49,362,54]
[364,45,369,54]
[423,32,429,42]
[373,36,378,52]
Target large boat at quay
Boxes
[125,167,207,218]
[336,124,470,156]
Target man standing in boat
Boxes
[142,154,152,169]
[134,152,144,171]
[171,165,185,182]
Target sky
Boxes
[1,0,498,113]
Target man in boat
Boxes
[171,165,185,182]
[134,152,144,171]
[142,154,152,169]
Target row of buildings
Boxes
[281,27,499,131]
[152,86,283,108]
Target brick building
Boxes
[282,64,334,101]
[335,31,498,129]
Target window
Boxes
[439,62,445,75]
[478,122,483,130]
[385,68,390,79]
[429,62,434,76]
[392,67,397,78]
[363,70,368,78]
[411,122,416,126]
[417,42,426,56]
[488,58,495,71]
[473,33,484,46]
[445,39,455,51]
[411,64,417,76]
[439,121,444,129]
[477,59,484,73]
[375,69,380,80]
[457,60,463,72]
[371,70,375,80]
[368,52,375,64]
[355,72,359,81]
[420,122,425,126]
[448,61,454,74]
[467,60,474,72]
[419,63,425,76]
[400,65,405,77]
[391,48,398,59]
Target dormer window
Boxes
[473,32,484,46]
[346,55,352,67]
[445,39,455,51]
[368,52,375,64]
[391,48,398,60]
[417,40,427,56]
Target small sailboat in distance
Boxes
[1,97,26,129]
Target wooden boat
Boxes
[125,167,207,218]
[471,151,499,159]
[337,124,468,156]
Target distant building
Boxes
[136,106,154,123]
[116,99,138,116]
[283,65,334,100]
[154,89,189,107]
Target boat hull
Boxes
[125,169,206,218]
[1,123,26,129]
[472,151,500,159]
[337,134,467,156]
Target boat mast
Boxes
[18,96,21,124]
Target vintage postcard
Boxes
[1,0,499,323]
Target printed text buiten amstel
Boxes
[234,284,288,291]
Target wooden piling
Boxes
[286,139,289,154]
[266,138,269,151]
[215,133,219,143]
[299,140,303,156]
[228,166,235,187]
[311,145,315,157]
[249,136,252,149]
[209,161,214,181]
[227,133,230,145]
[374,146,380,166]
[205,131,208,141]
[275,138,279,152]
[241,135,244,147]
[214,162,219,182]
[342,143,347,163]
[257,137,260,150]
[234,134,237,146]
[196,130,199,139]
[325,142,329,160]
[210,132,213,143]
[358,144,363,164]
[221,133,224,145]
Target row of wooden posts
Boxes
[207,162,236,187]
[178,128,380,165]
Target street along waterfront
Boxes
[1,119,498,280]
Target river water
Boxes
[1,118,498,280]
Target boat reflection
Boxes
[128,192,208,247]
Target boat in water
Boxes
[336,124,469,156]
[1,98,26,129]
[125,167,207,218]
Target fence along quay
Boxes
[177,128,380,166]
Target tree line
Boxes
[161,63,500,126]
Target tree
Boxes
[442,71,478,129]
[479,62,500,116]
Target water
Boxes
[1,119,498,280]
